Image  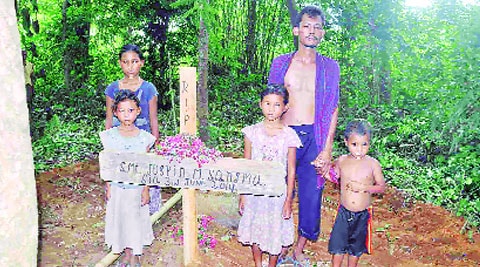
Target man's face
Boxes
[293,14,325,49]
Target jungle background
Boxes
[15,0,479,265]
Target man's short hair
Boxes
[294,6,326,27]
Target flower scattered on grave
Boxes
[198,215,217,249]
[168,215,217,249]
[155,134,223,167]
[169,225,184,243]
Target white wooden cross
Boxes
[99,67,286,266]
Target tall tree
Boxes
[144,3,175,109]
[286,0,298,49]
[62,0,91,91]
[0,1,38,265]
[244,0,257,72]
[198,10,209,142]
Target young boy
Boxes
[327,119,386,267]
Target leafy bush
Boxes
[370,113,480,228]
[206,73,263,153]
[30,84,105,142]
[32,113,103,173]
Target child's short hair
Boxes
[112,89,140,112]
[344,119,372,140]
[261,84,289,105]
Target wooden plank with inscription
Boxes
[99,151,286,196]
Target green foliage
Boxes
[206,73,263,152]
[32,112,103,173]
[157,107,180,137]
[172,0,290,76]
[379,145,479,227]
[29,82,105,142]
[19,0,480,228]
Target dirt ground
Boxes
[36,159,480,267]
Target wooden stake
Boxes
[179,67,198,266]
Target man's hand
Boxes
[312,150,332,177]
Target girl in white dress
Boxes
[99,90,155,267]
[238,84,302,267]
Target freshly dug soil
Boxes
[37,159,479,266]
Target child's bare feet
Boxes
[293,250,310,266]
[278,247,289,263]
[116,253,129,267]
[117,248,132,266]
[129,255,141,267]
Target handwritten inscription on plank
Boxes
[99,151,286,196]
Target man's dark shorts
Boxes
[290,124,323,241]
[328,205,371,257]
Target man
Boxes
[268,5,340,263]
[22,50,34,111]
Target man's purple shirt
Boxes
[268,52,340,187]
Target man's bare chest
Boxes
[284,67,315,94]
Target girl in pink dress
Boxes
[238,84,301,267]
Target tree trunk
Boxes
[245,0,257,73]
[257,2,283,80]
[146,5,173,110]
[198,16,209,142]
[286,0,298,50]
[62,0,91,91]
[0,1,38,265]
[368,17,391,104]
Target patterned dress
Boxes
[237,122,302,255]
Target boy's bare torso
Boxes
[337,155,377,212]
[282,58,316,126]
